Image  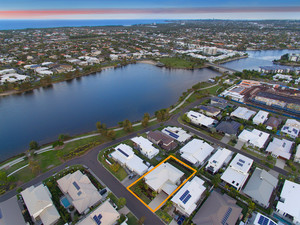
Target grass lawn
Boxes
[98,149,128,181]
[12,166,36,183]
[159,57,204,69]
[126,212,138,225]
[206,85,222,95]
[156,209,173,224]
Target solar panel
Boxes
[93,215,101,225]
[270,221,276,225]
[117,148,129,157]
[239,159,245,163]
[258,215,264,224]
[221,208,232,225]
[237,162,243,167]
[77,191,82,196]
[164,130,179,139]
[263,218,269,225]
[73,181,80,190]
[179,190,189,201]
[98,214,102,220]
[191,115,197,118]
[183,194,191,204]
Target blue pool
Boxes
[61,197,71,208]
[273,214,293,225]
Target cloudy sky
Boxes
[1,0,300,20]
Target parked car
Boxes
[100,188,107,196]
[128,173,136,179]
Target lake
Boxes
[0,64,220,160]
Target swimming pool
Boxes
[61,196,71,208]
[273,214,293,225]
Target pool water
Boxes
[61,197,71,208]
[273,214,293,225]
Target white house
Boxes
[265,138,294,160]
[77,200,120,225]
[252,213,278,225]
[57,170,102,214]
[205,148,233,174]
[294,145,300,163]
[281,119,300,138]
[161,126,192,144]
[0,68,15,75]
[221,153,253,190]
[276,180,300,224]
[252,110,269,125]
[131,136,159,159]
[187,111,217,128]
[231,107,256,120]
[144,162,184,195]
[273,74,293,82]
[21,184,60,225]
[238,129,270,149]
[111,144,148,176]
[171,177,206,216]
[0,74,29,84]
[179,139,214,166]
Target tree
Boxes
[29,160,41,175]
[96,121,101,132]
[58,134,69,142]
[212,174,221,187]
[107,130,116,140]
[118,197,126,208]
[123,119,133,132]
[141,114,149,128]
[29,140,39,150]
[182,113,190,123]
[111,163,120,172]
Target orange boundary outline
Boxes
[127,155,197,212]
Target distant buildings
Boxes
[294,145,300,163]
[221,153,253,190]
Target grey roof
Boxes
[192,191,242,225]
[265,117,282,129]
[216,120,241,135]
[0,196,26,225]
[243,168,278,207]
[199,105,220,114]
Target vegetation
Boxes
[159,56,206,69]
[123,119,133,132]
[155,108,170,122]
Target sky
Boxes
[0,0,300,20]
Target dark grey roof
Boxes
[192,191,242,225]
[199,105,221,114]
[216,121,241,135]
[265,117,282,129]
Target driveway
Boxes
[121,175,139,187]
[221,135,230,144]
[275,158,286,169]
[234,140,245,150]
[148,192,168,211]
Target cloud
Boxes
[1,6,300,19]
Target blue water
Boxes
[0,64,220,160]
[273,214,292,225]
[61,197,71,208]
[0,20,168,30]
[222,49,300,71]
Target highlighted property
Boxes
[127,155,197,212]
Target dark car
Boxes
[100,188,107,196]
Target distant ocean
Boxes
[0,19,168,30]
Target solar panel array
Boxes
[183,194,191,204]
[117,148,129,157]
[93,214,102,225]
[257,215,274,225]
[221,207,232,225]
[237,162,243,167]
[191,115,197,118]
[164,129,179,139]
[179,190,189,201]
[73,181,80,190]
[239,159,245,163]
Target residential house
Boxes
[250,212,278,225]
[252,110,269,125]
[265,138,294,160]
[0,74,29,84]
[147,130,178,151]
[294,145,300,163]
[161,126,192,144]
[171,177,206,216]
[144,162,184,195]
[205,148,233,174]
[210,96,228,109]
[243,168,278,208]
[57,170,102,214]
[110,144,148,176]
[276,180,300,224]
[265,117,282,130]
[21,184,60,225]
[231,107,256,120]
[0,196,26,225]
[216,120,242,136]
[281,119,300,138]
[131,136,159,159]
[198,105,221,117]
[187,111,217,128]
[221,153,253,190]
[77,200,120,225]
[192,191,242,225]
[238,129,270,149]
[179,139,214,166]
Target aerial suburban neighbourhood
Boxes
[0,2,300,225]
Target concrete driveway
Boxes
[148,192,168,211]
[234,140,245,150]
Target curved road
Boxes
[0,96,288,225]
